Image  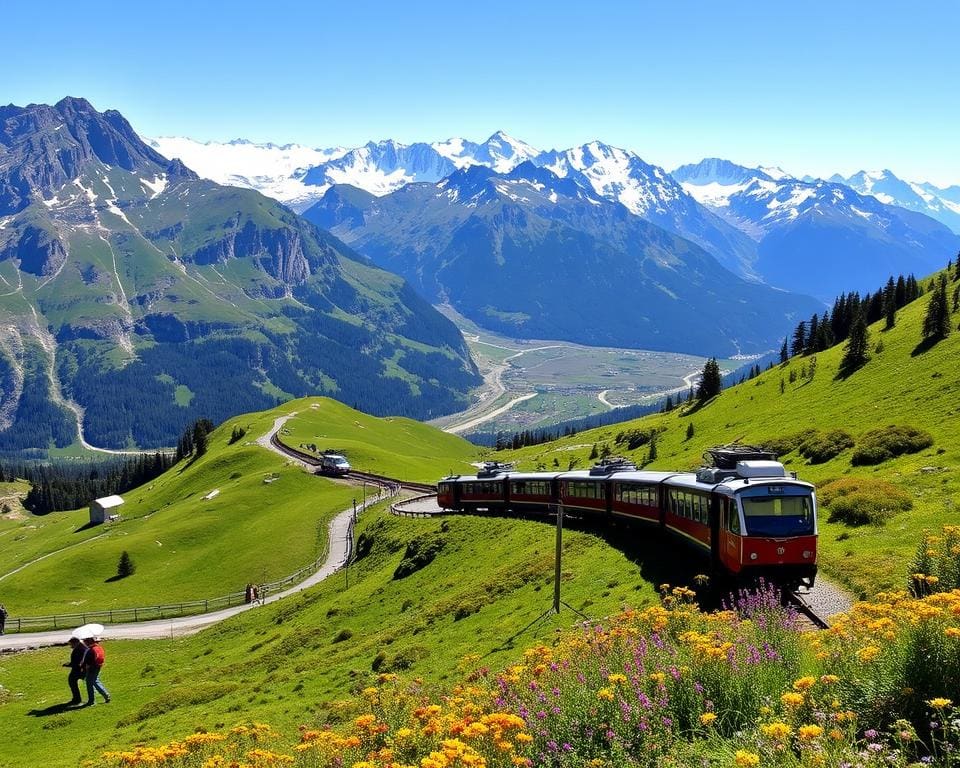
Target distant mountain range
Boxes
[150,134,960,300]
[0,98,479,452]
[672,159,958,298]
[303,163,822,356]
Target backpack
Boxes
[89,644,105,667]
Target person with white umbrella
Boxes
[72,624,110,706]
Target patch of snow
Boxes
[681,180,750,207]
[140,175,168,199]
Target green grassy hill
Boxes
[0,503,660,767]
[0,397,480,616]
[498,269,960,597]
[276,399,482,483]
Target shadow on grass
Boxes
[911,335,943,357]
[27,701,83,717]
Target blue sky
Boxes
[6,0,958,184]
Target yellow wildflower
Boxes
[798,724,823,741]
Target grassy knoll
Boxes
[499,269,960,598]
[276,398,482,482]
[0,505,661,767]
[0,396,477,617]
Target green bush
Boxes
[393,532,445,580]
[851,425,934,465]
[757,430,815,458]
[798,429,855,464]
[819,477,913,526]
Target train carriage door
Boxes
[710,493,721,571]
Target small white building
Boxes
[90,495,124,525]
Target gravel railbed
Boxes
[801,574,855,621]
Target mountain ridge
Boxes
[0,98,480,452]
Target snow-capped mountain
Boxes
[146,131,541,212]
[672,159,960,298]
[434,130,540,172]
[300,140,457,197]
[303,163,821,357]
[832,169,960,234]
[146,137,347,210]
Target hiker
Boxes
[244,583,253,604]
[0,603,6,634]
[252,585,261,604]
[81,637,110,706]
[63,638,86,705]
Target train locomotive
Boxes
[437,446,817,590]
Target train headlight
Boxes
[802,550,813,559]
[749,552,758,560]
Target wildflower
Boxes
[819,675,839,685]
[793,676,816,691]
[734,749,760,767]
[597,687,615,701]
[857,646,881,662]
[699,712,717,726]
[798,724,823,740]
[761,722,792,740]
[929,698,953,709]
[781,691,804,708]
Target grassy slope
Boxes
[0,397,477,615]
[0,506,662,767]
[276,399,482,483]
[498,270,960,597]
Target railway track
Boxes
[787,590,831,630]
[268,431,437,493]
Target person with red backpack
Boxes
[81,636,110,706]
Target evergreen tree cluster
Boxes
[175,418,215,462]
[7,452,175,515]
[921,273,953,343]
[493,424,581,451]
[783,272,923,363]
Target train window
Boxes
[741,494,814,536]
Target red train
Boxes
[437,447,817,590]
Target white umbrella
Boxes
[71,623,104,640]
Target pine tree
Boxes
[883,276,897,330]
[839,310,870,377]
[697,358,722,403]
[779,337,788,364]
[685,423,695,441]
[791,322,807,357]
[955,253,960,281]
[805,314,819,354]
[116,550,136,579]
[921,275,951,343]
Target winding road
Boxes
[0,413,360,650]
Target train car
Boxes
[508,472,563,513]
[437,462,512,513]
[438,446,817,590]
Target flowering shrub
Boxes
[910,525,960,594]
[92,586,960,767]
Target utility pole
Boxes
[553,502,563,614]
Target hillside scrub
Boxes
[851,425,934,466]
[798,429,856,464]
[819,477,913,526]
[89,586,960,768]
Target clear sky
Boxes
[6,0,958,185]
